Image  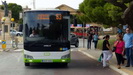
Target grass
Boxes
[97,39,116,50]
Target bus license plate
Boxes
[42,60,53,62]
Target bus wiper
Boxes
[29,41,39,47]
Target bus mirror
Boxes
[19,24,23,32]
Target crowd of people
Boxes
[87,27,133,69]
[87,29,99,50]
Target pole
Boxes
[83,23,85,48]
[2,22,5,40]
[11,22,14,48]
[1,19,6,50]
[11,18,15,48]
[33,0,35,9]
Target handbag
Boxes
[112,41,119,52]
[112,47,116,52]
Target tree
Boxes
[79,0,133,29]
[105,0,133,30]
[8,3,22,22]
[122,1,133,30]
[0,3,22,22]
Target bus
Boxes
[23,9,71,66]
[70,24,101,38]
[71,27,88,38]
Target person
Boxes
[114,34,125,69]
[14,37,18,49]
[117,27,123,35]
[123,28,133,67]
[93,32,99,49]
[87,31,93,49]
[10,33,16,48]
[102,35,113,68]
[29,30,39,37]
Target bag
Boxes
[112,47,116,52]
[98,53,103,62]
[112,41,119,52]
[92,39,95,42]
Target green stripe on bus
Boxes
[24,58,70,63]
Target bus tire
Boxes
[25,63,30,66]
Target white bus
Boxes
[23,10,71,66]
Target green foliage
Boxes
[0,3,22,22]
[0,5,4,9]
[8,3,22,22]
[78,0,131,28]
[104,3,122,21]
[18,18,23,24]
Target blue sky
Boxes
[1,0,83,9]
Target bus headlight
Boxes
[24,54,34,59]
[61,54,70,59]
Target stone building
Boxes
[0,9,12,33]
[55,4,78,15]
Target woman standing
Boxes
[102,35,113,68]
[93,32,99,49]
[114,34,125,69]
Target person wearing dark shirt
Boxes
[102,35,113,68]
[87,31,93,49]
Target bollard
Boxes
[2,40,6,51]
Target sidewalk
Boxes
[78,48,133,75]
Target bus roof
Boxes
[24,9,69,13]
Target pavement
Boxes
[78,48,133,75]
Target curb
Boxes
[78,50,128,75]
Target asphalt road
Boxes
[0,51,120,75]
[0,39,120,75]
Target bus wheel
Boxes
[25,63,30,66]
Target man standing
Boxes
[123,28,133,67]
[87,30,93,49]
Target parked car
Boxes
[70,33,79,47]
[10,29,23,36]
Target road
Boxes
[0,39,120,75]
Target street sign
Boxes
[2,40,6,49]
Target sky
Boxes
[0,0,84,9]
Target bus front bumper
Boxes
[24,58,70,63]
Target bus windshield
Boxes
[23,11,70,51]
[24,11,69,42]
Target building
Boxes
[0,9,12,33]
[23,6,31,11]
[55,4,78,15]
